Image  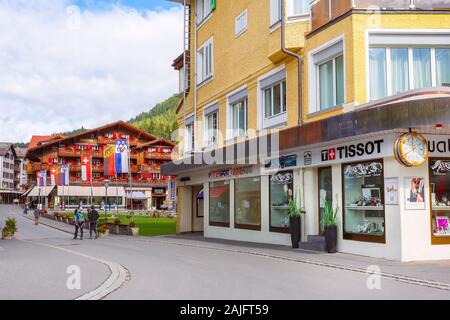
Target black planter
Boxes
[324,225,337,253]
[289,216,301,248]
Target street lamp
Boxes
[104,179,110,219]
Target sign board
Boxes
[168,179,176,201]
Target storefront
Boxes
[162,92,450,261]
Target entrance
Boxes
[318,166,333,234]
[191,185,204,233]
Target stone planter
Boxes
[98,230,109,238]
[2,230,14,240]
[130,227,139,237]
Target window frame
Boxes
[341,159,386,244]
[230,97,248,139]
[196,0,213,27]
[269,170,294,234]
[209,180,231,228]
[204,110,219,147]
[235,9,248,37]
[184,121,195,153]
[269,0,282,29]
[316,54,344,111]
[197,37,214,86]
[234,176,262,231]
[287,0,311,21]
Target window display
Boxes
[429,159,450,244]
[318,167,332,234]
[270,171,293,233]
[235,177,261,230]
[342,160,385,243]
[209,180,230,227]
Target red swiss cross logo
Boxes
[328,148,336,161]
[82,157,90,165]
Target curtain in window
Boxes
[335,55,344,105]
[413,48,432,89]
[239,100,247,135]
[391,48,409,95]
[273,83,281,115]
[293,0,309,15]
[319,60,334,110]
[369,48,387,100]
[436,48,450,86]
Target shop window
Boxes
[235,177,261,230]
[209,180,230,227]
[318,166,333,234]
[342,160,385,243]
[429,159,450,244]
[270,171,293,233]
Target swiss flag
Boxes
[81,156,92,182]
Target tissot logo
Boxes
[321,140,384,162]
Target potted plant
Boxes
[286,192,306,248]
[129,221,139,236]
[97,224,109,237]
[2,217,17,240]
[320,200,339,253]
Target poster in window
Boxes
[405,177,425,210]
[384,178,399,205]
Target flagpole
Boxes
[128,139,133,212]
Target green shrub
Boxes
[114,218,121,225]
[5,218,17,234]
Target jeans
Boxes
[90,221,98,238]
[74,222,84,239]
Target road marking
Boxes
[21,240,130,300]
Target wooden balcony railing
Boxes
[27,163,52,174]
[145,153,173,161]
[58,148,103,158]
[138,164,161,173]
[310,0,450,32]
[97,137,139,146]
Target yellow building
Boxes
[163,0,450,261]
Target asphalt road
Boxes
[0,205,449,300]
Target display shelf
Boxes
[432,206,450,211]
[345,206,384,211]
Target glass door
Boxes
[318,167,333,235]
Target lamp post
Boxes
[104,179,110,219]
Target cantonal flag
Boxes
[37,170,47,187]
[115,139,129,174]
[50,166,59,186]
[81,156,92,182]
[61,164,70,186]
[103,145,115,177]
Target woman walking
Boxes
[73,206,85,240]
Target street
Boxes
[0,205,449,300]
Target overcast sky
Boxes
[0,0,182,143]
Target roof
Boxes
[15,148,28,158]
[27,121,157,153]
[0,143,15,157]
[27,186,56,197]
[29,135,65,149]
[57,186,125,197]
[136,138,176,150]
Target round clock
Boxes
[394,132,428,167]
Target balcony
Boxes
[145,153,172,161]
[138,164,161,173]
[58,148,103,158]
[97,137,139,146]
[310,0,450,33]
[27,163,52,174]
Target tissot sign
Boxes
[321,139,384,162]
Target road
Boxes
[0,205,449,300]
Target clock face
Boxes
[396,132,428,167]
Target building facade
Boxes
[26,121,175,210]
[0,143,22,204]
[163,0,450,261]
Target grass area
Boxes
[63,212,177,237]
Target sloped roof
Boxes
[29,135,65,149]
[136,138,176,150]
[0,143,15,157]
[15,147,28,158]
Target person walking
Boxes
[88,205,100,239]
[34,205,40,225]
[73,206,85,240]
[23,202,29,215]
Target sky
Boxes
[0,0,182,143]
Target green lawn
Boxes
[64,212,177,237]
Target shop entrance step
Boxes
[299,235,326,252]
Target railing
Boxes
[58,148,103,158]
[27,163,52,174]
[310,0,450,32]
[97,137,139,146]
[145,153,172,161]
[138,164,161,173]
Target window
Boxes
[264,81,286,118]
[196,0,212,25]
[235,177,261,230]
[197,38,213,85]
[318,55,344,110]
[288,0,310,18]
[185,121,195,152]
[369,46,450,100]
[231,98,248,138]
[342,160,385,243]
[429,159,450,245]
[270,0,281,27]
[318,167,333,234]
[235,10,248,37]
[205,111,218,147]
[179,66,189,93]
[209,180,230,227]
[270,171,293,233]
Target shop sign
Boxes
[427,135,450,157]
[168,180,176,201]
[208,166,252,179]
[264,154,298,171]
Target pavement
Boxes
[1,205,450,300]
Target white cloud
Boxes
[0,0,183,142]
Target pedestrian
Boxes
[73,206,85,240]
[88,205,100,239]
[23,202,29,215]
[34,206,40,225]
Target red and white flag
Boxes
[81,156,92,182]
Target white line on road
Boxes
[22,240,130,300]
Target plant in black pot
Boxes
[320,200,339,253]
[286,192,306,249]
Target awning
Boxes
[57,186,125,197]
[27,186,56,197]
[21,188,33,197]
[126,191,149,200]
[197,189,204,200]
[0,190,24,195]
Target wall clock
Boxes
[394,132,428,167]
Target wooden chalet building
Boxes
[26,121,175,210]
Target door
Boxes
[318,167,333,234]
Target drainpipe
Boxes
[280,0,303,127]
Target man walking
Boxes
[88,205,99,239]
[73,206,85,240]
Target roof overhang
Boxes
[161,88,450,176]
